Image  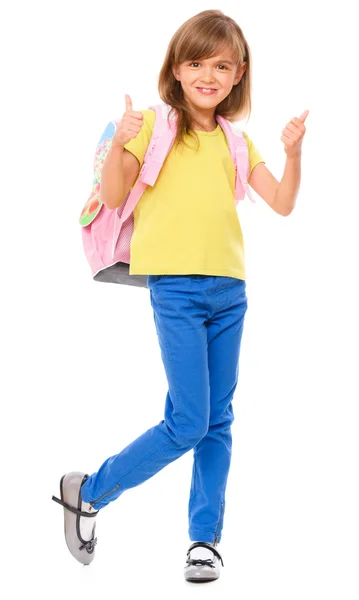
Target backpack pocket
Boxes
[79,188,103,227]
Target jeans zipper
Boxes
[214,501,225,545]
[89,484,120,507]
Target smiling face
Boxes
[172,48,246,127]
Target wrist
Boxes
[110,141,125,152]
[286,150,302,160]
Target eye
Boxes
[189,62,228,70]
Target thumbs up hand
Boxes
[112,94,144,148]
[280,110,309,157]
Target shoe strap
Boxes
[52,495,99,517]
[187,541,224,566]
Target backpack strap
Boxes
[111,104,176,258]
[215,115,256,204]
[117,104,176,225]
[139,104,177,185]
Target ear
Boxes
[172,65,180,81]
[234,62,247,85]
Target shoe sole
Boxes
[185,577,218,583]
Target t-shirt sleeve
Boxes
[123,109,156,168]
[243,132,265,177]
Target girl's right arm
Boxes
[100,95,143,210]
[99,144,140,210]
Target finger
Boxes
[124,117,144,131]
[288,116,306,127]
[125,94,133,112]
[299,110,309,123]
[282,124,296,136]
[124,98,143,120]
[127,126,141,136]
[285,123,299,134]
[127,111,143,125]
[289,111,309,126]
[128,117,143,128]
[281,128,293,139]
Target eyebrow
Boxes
[190,59,234,66]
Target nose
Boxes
[199,66,216,84]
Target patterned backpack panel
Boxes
[79,121,119,227]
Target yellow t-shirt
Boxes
[124,109,264,280]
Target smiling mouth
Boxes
[195,87,218,95]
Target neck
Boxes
[191,117,217,132]
[188,104,217,132]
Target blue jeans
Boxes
[81,275,248,543]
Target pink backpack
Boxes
[79,103,256,288]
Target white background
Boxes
[1,0,359,598]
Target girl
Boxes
[52,9,308,583]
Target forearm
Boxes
[100,144,126,209]
[273,152,302,216]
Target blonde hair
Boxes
[158,9,252,151]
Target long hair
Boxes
[158,9,252,151]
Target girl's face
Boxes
[172,50,246,116]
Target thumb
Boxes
[125,94,133,113]
[299,109,309,123]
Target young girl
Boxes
[52,9,308,583]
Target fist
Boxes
[112,95,144,148]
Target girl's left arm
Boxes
[248,110,309,217]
